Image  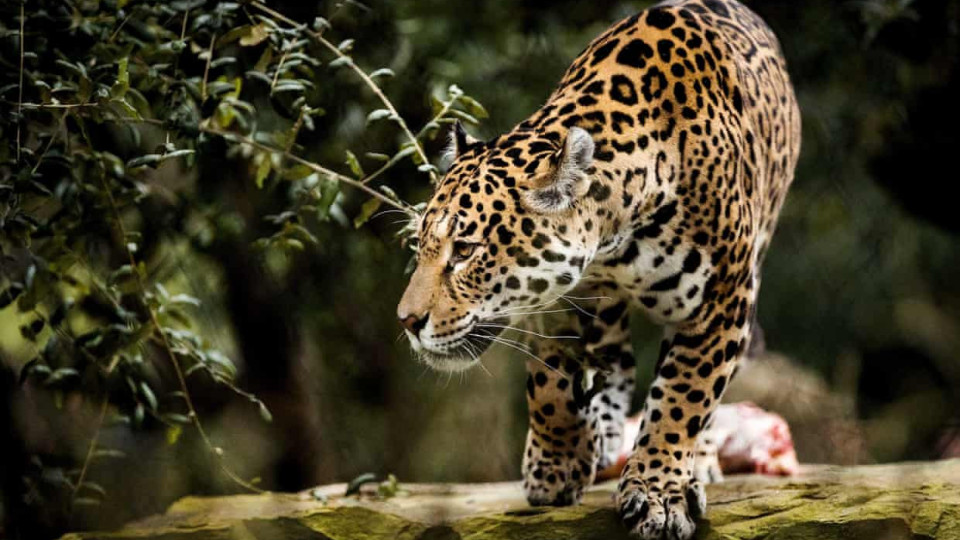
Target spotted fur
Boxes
[397,1,799,538]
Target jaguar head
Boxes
[397,124,600,372]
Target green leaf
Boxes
[163,413,192,425]
[344,150,364,178]
[110,57,130,99]
[108,264,135,285]
[184,363,207,377]
[365,152,390,162]
[316,178,340,220]
[369,68,395,79]
[272,80,307,94]
[458,95,489,119]
[92,449,127,460]
[447,109,480,125]
[208,81,237,98]
[46,367,79,385]
[281,238,305,251]
[393,146,417,163]
[169,294,201,307]
[379,186,401,202]
[255,155,272,188]
[366,109,393,124]
[166,425,182,445]
[337,39,355,52]
[281,163,314,181]
[239,24,270,47]
[218,25,252,47]
[125,154,162,169]
[353,198,382,228]
[328,57,352,69]
[429,95,445,116]
[419,121,441,139]
[134,403,145,427]
[257,402,273,423]
[55,59,87,80]
[284,223,319,245]
[80,481,107,497]
[139,382,158,411]
[162,149,195,160]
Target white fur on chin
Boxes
[419,351,480,373]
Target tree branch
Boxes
[246,1,438,183]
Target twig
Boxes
[168,10,189,147]
[359,157,396,186]
[179,11,189,42]
[70,395,109,515]
[247,1,438,182]
[415,97,456,140]
[270,49,289,92]
[86,114,412,214]
[16,1,24,161]
[284,107,306,156]
[30,111,67,175]
[108,13,132,44]
[201,33,217,100]
[17,102,96,110]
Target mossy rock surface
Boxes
[60,459,960,540]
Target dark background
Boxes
[1,0,959,538]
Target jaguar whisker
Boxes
[497,308,578,318]
[476,323,579,340]
[470,330,569,380]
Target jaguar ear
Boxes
[442,121,480,166]
[524,127,595,213]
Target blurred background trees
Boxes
[1,0,958,538]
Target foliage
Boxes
[0,0,485,530]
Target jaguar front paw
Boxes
[616,474,706,540]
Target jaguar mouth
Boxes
[416,320,507,373]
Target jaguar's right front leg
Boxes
[522,332,601,506]
[521,289,636,506]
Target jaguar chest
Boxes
[584,233,710,325]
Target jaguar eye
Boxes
[451,241,479,262]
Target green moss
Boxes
[60,461,960,540]
[297,507,428,540]
[455,508,628,540]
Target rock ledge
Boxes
[62,459,960,540]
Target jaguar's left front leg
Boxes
[617,294,755,540]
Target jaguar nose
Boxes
[399,313,429,337]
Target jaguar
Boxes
[397,0,800,537]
